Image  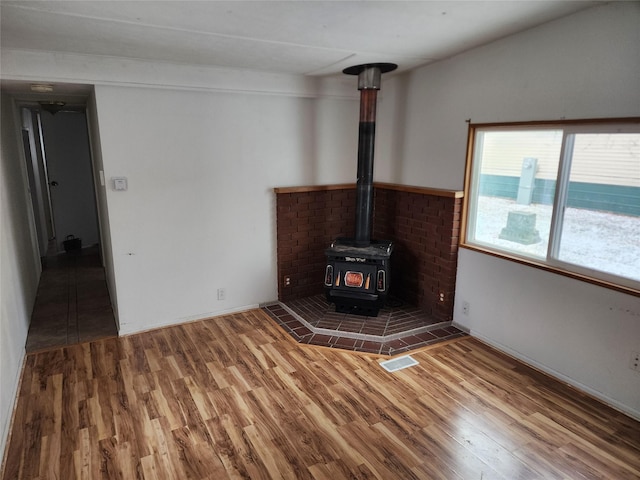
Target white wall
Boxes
[390,2,640,418]
[456,250,640,417]
[20,109,50,256]
[86,90,119,328]
[1,47,359,336]
[93,84,357,334]
[0,93,41,463]
[388,2,640,191]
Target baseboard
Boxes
[0,350,26,478]
[118,304,260,336]
[468,329,640,422]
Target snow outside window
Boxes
[463,120,640,293]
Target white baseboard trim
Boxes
[469,330,640,422]
[118,304,260,336]
[1,349,26,475]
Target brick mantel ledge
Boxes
[274,182,464,198]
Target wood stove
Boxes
[324,63,397,316]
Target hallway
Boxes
[26,246,118,352]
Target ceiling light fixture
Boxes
[30,84,54,93]
[39,101,66,115]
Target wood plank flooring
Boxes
[2,309,639,479]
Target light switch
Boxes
[112,177,128,191]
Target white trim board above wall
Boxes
[0,49,357,99]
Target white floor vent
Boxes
[379,355,418,373]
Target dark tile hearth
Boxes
[262,294,466,356]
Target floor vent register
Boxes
[379,355,419,372]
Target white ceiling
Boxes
[1,0,603,78]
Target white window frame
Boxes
[462,118,640,297]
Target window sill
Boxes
[460,243,640,298]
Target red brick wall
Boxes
[275,185,461,322]
[373,189,462,322]
[276,188,356,300]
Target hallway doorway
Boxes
[18,100,118,351]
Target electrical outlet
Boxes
[284,276,291,287]
[462,301,470,316]
[630,352,640,371]
[439,292,445,302]
[217,288,226,301]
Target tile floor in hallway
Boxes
[25,246,118,353]
[262,294,466,355]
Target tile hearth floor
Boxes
[262,294,466,356]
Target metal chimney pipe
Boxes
[343,63,397,247]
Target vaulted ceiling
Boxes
[1,0,603,78]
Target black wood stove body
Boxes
[325,238,392,316]
[324,63,397,316]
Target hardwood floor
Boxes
[2,309,639,479]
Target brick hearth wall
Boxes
[275,187,356,300]
[275,183,462,322]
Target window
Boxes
[463,119,640,294]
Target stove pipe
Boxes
[343,63,397,247]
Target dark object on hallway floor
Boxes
[63,234,82,253]
[262,294,466,355]
[26,246,117,352]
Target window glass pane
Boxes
[557,133,640,281]
[469,130,562,259]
